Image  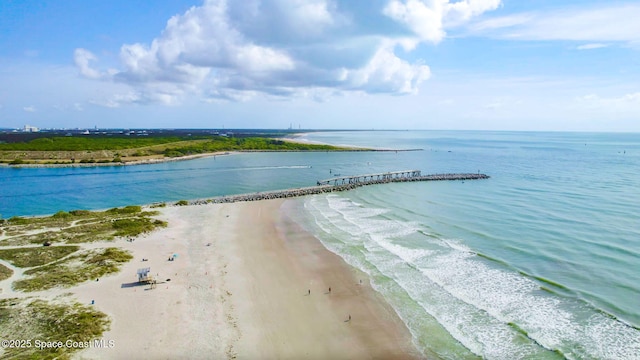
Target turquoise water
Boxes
[1,131,639,359]
[289,131,640,359]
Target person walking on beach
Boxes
[348,314,351,321]
[329,287,331,294]
[308,289,310,295]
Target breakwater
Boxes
[183,172,489,206]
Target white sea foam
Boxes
[422,242,640,359]
[306,195,547,358]
[303,194,640,360]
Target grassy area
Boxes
[161,137,345,158]
[0,206,166,246]
[0,136,352,164]
[61,222,121,244]
[0,136,188,151]
[0,204,167,357]
[106,205,143,214]
[0,245,80,268]
[2,211,83,236]
[0,231,62,247]
[13,247,133,292]
[112,218,167,237]
[0,297,109,359]
[0,137,210,164]
[0,263,12,281]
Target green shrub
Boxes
[9,158,26,165]
[0,136,185,151]
[164,149,185,157]
[8,216,29,225]
[107,205,142,214]
[85,247,134,264]
[111,217,167,237]
[52,210,72,219]
[0,264,12,281]
[0,246,80,268]
[14,247,133,291]
[0,298,110,359]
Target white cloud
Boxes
[383,0,501,43]
[472,4,640,43]
[343,44,431,94]
[384,0,446,43]
[90,92,142,108]
[576,43,609,50]
[229,0,342,41]
[23,106,37,112]
[445,0,502,25]
[470,13,531,31]
[74,49,104,79]
[621,93,640,102]
[75,0,489,105]
[205,88,258,102]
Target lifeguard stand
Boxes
[137,267,153,283]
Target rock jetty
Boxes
[179,173,489,206]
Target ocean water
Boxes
[1,130,639,359]
[287,131,640,360]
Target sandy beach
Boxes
[0,151,235,168]
[70,199,421,359]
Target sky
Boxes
[1,0,639,131]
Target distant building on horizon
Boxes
[22,124,39,132]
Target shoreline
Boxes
[0,137,421,169]
[0,148,422,169]
[282,133,423,152]
[0,151,235,169]
[68,199,422,359]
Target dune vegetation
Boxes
[13,247,133,292]
[1,206,167,247]
[0,297,110,359]
[0,136,351,165]
[0,203,169,358]
[0,263,12,281]
[0,246,80,268]
[0,205,163,291]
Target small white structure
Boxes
[137,267,152,283]
[23,124,39,132]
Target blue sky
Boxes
[1,0,639,131]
